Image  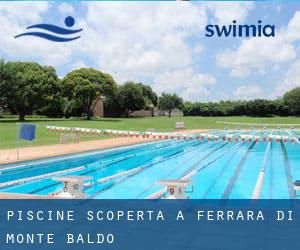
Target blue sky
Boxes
[1,1,300,102]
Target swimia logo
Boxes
[205,20,275,38]
[14,16,83,42]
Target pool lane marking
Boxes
[0,140,177,176]
[27,140,197,195]
[280,141,295,198]
[34,143,199,196]
[80,140,197,176]
[180,142,229,177]
[0,165,87,189]
[0,141,162,179]
[32,167,146,195]
[148,130,258,199]
[182,130,259,180]
[0,139,163,171]
[91,141,205,198]
[251,130,274,199]
[222,141,256,199]
[202,142,247,199]
[137,142,228,198]
[181,143,240,180]
[269,142,274,198]
[147,142,239,199]
[251,142,271,199]
[11,140,183,194]
[28,181,63,195]
[95,167,143,184]
[97,139,184,165]
[148,187,167,199]
[86,140,183,168]
[149,142,242,199]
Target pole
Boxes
[16,123,20,160]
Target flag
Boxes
[19,124,36,141]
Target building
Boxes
[91,96,104,117]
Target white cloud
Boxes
[78,2,207,83]
[286,11,300,42]
[207,2,255,24]
[269,11,300,98]
[71,61,88,70]
[62,61,89,77]
[58,3,74,15]
[273,60,300,98]
[234,85,262,100]
[216,11,300,78]
[3,2,298,102]
[217,34,296,77]
[0,2,78,67]
[0,2,213,94]
[0,2,48,23]
[193,44,204,55]
[153,68,216,101]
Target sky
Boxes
[0,1,300,102]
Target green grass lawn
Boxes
[1,116,300,149]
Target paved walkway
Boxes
[0,129,206,165]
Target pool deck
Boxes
[0,129,206,165]
[0,192,54,199]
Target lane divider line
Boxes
[280,141,295,198]
[0,165,87,189]
[222,142,256,199]
[252,129,273,199]
[252,142,271,199]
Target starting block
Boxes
[53,176,91,199]
[158,179,192,199]
[294,180,300,196]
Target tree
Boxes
[117,82,146,117]
[158,93,183,118]
[273,99,290,116]
[283,87,300,115]
[61,68,117,120]
[0,61,59,121]
[0,59,9,109]
[138,83,158,107]
[245,99,275,117]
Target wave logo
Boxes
[14,16,82,42]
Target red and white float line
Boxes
[45,126,298,144]
[286,130,300,144]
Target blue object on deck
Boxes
[19,124,36,141]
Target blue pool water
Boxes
[1,130,300,199]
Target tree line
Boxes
[0,60,183,120]
[0,60,299,120]
[184,89,300,117]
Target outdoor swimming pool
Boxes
[0,129,300,199]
